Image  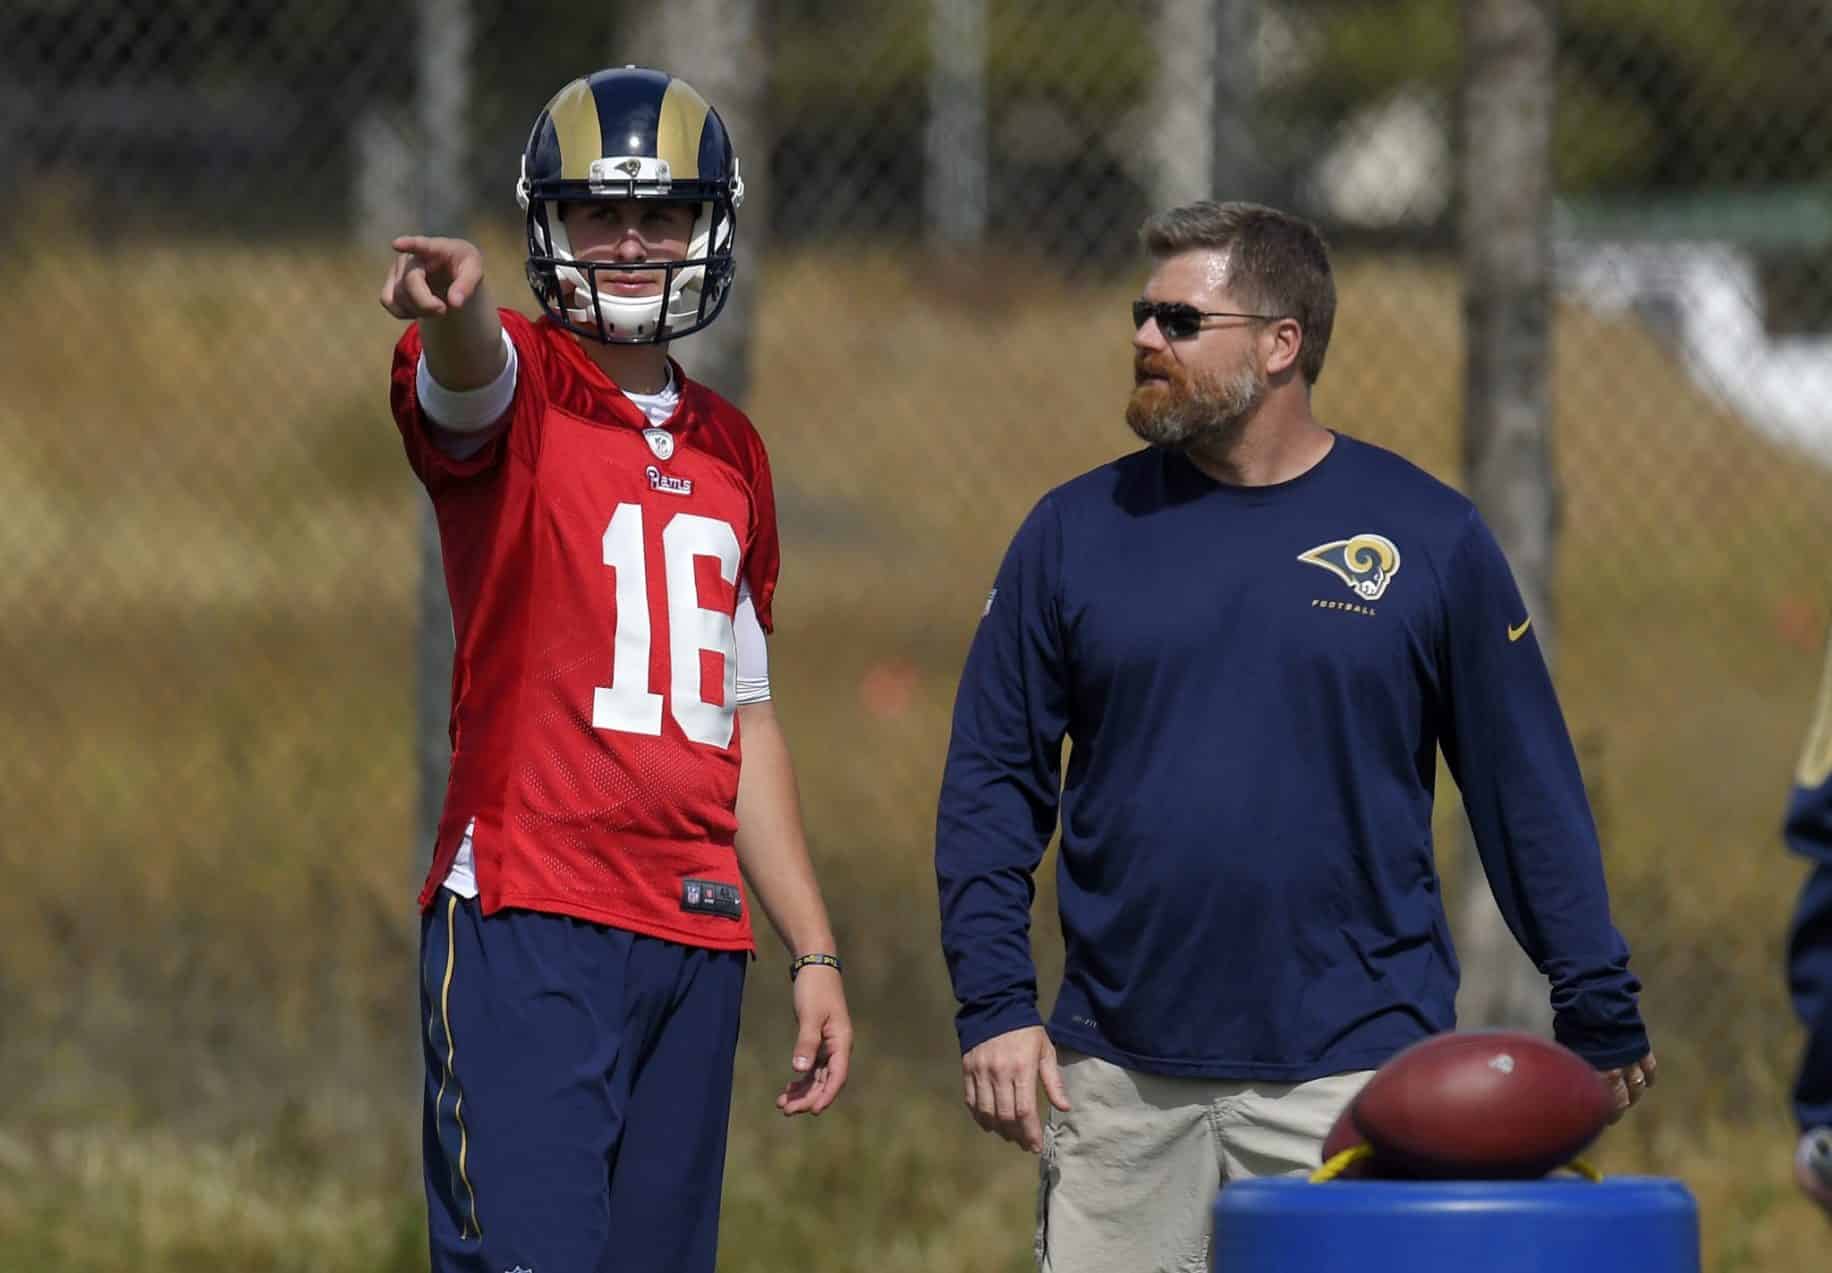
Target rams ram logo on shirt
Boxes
[1298,533,1402,601]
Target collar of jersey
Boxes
[538,316,697,435]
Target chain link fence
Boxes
[4,1,1831,1268]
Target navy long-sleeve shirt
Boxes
[936,434,1648,1081]
[1785,665,1832,1132]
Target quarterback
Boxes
[379,66,850,1273]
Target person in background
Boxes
[1787,628,1832,1217]
[934,199,1654,1273]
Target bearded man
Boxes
[933,201,1656,1273]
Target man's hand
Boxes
[776,966,851,1117]
[1798,1126,1832,1216]
[961,1025,1071,1153]
[380,235,485,320]
[1598,1051,1658,1124]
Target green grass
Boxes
[1,227,1829,1269]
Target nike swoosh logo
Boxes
[1508,616,1532,642]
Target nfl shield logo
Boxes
[685,882,701,906]
[643,428,675,461]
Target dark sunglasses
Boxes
[1131,299,1283,341]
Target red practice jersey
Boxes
[391,309,779,951]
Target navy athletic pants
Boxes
[420,888,746,1273]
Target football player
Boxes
[1787,629,1832,1216]
[379,66,851,1273]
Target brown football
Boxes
[1350,1030,1615,1179]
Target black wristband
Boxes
[789,952,842,980]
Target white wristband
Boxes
[417,329,517,431]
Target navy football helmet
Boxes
[517,66,743,344]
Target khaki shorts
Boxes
[1035,1049,1372,1273]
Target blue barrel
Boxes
[1212,1177,1698,1273]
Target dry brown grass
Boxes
[1,227,1828,1269]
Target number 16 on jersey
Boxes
[593,502,741,749]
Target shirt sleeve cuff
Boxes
[733,583,771,704]
[956,998,1045,1055]
[1553,1021,1651,1071]
[416,329,517,431]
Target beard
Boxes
[1125,353,1267,451]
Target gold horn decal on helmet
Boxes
[655,78,710,180]
[1298,533,1402,601]
[546,78,603,181]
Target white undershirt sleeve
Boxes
[417,329,518,443]
[734,579,771,705]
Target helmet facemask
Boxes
[520,152,740,345]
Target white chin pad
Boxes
[556,263,665,338]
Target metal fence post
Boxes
[927,0,989,248]
[413,0,472,889]
[1456,0,1558,1032]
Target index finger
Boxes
[1018,1103,1043,1153]
[809,1045,851,1115]
[777,1073,818,1116]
